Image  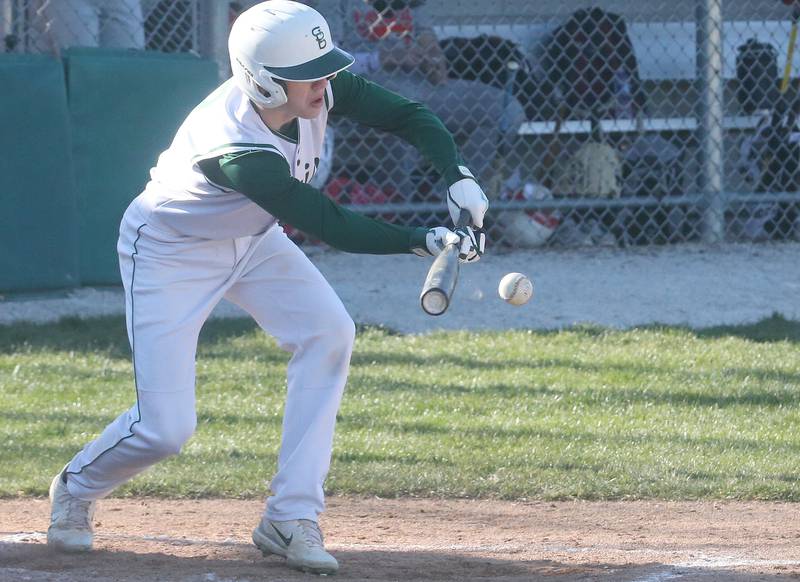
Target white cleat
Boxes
[47,467,96,552]
[252,518,338,575]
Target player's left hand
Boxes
[455,225,485,263]
[447,176,489,229]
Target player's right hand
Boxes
[454,225,485,263]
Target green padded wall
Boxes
[65,48,219,285]
[0,55,79,292]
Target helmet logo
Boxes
[311,26,327,49]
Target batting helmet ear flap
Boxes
[255,69,288,108]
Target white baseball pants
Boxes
[64,202,355,522]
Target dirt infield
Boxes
[1,497,799,581]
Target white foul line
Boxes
[629,556,800,582]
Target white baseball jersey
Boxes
[135,79,333,239]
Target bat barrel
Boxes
[418,208,472,316]
[419,243,461,316]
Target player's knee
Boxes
[141,415,196,457]
[341,313,356,344]
[150,428,194,457]
[315,310,355,368]
[311,302,354,345]
[328,311,355,349]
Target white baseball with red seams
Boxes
[498,272,533,306]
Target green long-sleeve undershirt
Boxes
[211,150,428,254]
[198,70,466,255]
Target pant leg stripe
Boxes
[66,223,147,479]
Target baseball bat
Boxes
[419,209,471,316]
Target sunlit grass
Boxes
[1,314,798,500]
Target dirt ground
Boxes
[1,497,799,582]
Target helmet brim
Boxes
[264,47,355,82]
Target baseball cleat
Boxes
[47,466,96,552]
[252,518,338,575]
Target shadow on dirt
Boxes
[1,540,796,582]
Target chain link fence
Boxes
[3,0,799,248]
[328,0,800,248]
[0,0,210,53]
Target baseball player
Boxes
[46,0,488,575]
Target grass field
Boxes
[1,314,799,500]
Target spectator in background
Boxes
[310,0,525,202]
[37,0,145,52]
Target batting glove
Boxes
[411,226,460,258]
[447,168,489,229]
[455,225,485,263]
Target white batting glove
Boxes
[411,226,460,258]
[455,225,485,263]
[412,226,485,264]
[447,168,489,229]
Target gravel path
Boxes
[2,242,799,332]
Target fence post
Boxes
[199,0,230,82]
[697,0,726,242]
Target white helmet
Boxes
[229,0,354,108]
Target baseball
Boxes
[498,272,533,306]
